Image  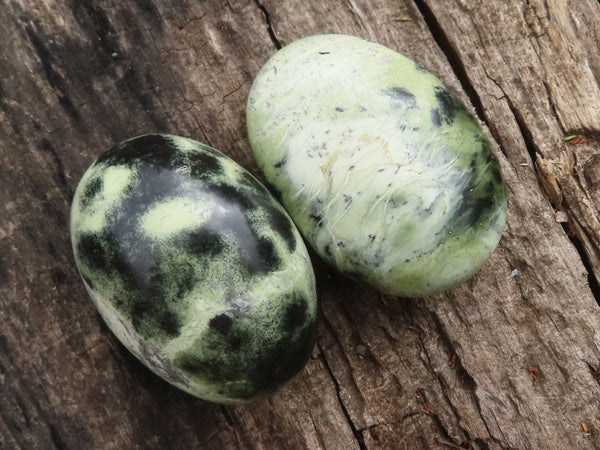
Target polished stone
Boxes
[70,134,317,403]
[247,34,507,297]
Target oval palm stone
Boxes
[247,34,507,297]
[70,134,317,403]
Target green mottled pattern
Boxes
[247,34,506,297]
[70,134,317,403]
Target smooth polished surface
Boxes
[247,34,506,297]
[70,134,317,403]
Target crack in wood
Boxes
[408,309,475,448]
[25,24,82,123]
[503,95,539,174]
[355,411,419,435]
[410,306,509,449]
[222,83,244,101]
[557,218,600,308]
[176,13,209,31]
[588,363,600,386]
[316,341,367,450]
[541,80,565,131]
[307,413,329,450]
[343,0,376,41]
[507,94,600,309]
[413,0,489,134]
[252,0,282,49]
[37,138,73,199]
[48,423,67,449]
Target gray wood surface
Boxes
[1,0,600,448]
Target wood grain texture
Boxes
[1,0,600,449]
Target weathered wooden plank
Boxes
[1,0,600,449]
[0,1,357,448]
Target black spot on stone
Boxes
[249,325,315,396]
[130,291,181,338]
[175,321,251,377]
[310,213,323,227]
[77,233,109,273]
[237,171,261,190]
[82,274,95,290]
[383,86,417,109]
[455,187,488,225]
[129,297,151,329]
[246,237,280,274]
[431,109,442,127]
[490,163,503,186]
[135,260,197,338]
[209,314,233,334]
[189,151,223,179]
[174,297,316,400]
[158,311,181,336]
[318,51,330,55]
[324,244,332,257]
[172,351,202,374]
[80,176,103,208]
[77,230,183,336]
[171,263,197,299]
[414,61,427,72]
[335,107,344,112]
[207,180,294,270]
[187,229,225,256]
[284,296,308,330]
[274,159,285,168]
[434,86,468,126]
[451,149,501,228]
[267,207,296,252]
[96,134,177,167]
[211,183,255,212]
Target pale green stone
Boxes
[247,34,507,297]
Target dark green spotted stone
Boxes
[70,134,317,403]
